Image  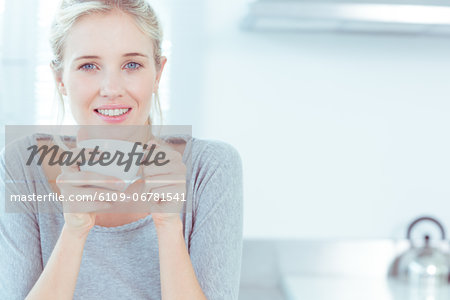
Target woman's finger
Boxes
[60,185,121,213]
[59,146,103,173]
[56,170,126,191]
[142,161,186,177]
[144,174,186,192]
[142,140,183,164]
[63,200,113,213]
[147,185,186,214]
[141,141,185,177]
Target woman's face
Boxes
[54,9,166,125]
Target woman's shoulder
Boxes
[161,134,241,166]
[161,134,242,185]
[3,132,74,148]
[1,133,44,162]
[1,133,75,168]
[188,137,242,178]
[186,138,243,218]
[194,137,240,159]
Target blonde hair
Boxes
[49,0,164,125]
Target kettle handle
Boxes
[406,216,446,240]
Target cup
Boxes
[76,138,144,191]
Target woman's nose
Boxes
[99,70,124,98]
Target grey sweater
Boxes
[0,134,243,300]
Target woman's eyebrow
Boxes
[123,52,148,58]
[73,53,148,61]
[74,55,100,61]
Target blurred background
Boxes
[1,0,450,299]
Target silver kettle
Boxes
[389,216,450,286]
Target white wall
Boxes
[171,0,450,239]
[0,0,39,146]
[3,0,450,240]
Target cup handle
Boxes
[127,176,141,185]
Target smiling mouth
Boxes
[94,108,131,117]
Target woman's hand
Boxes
[142,140,187,229]
[56,148,126,237]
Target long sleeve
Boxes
[188,141,244,300]
[0,147,43,299]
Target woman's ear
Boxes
[154,56,167,91]
[50,63,67,96]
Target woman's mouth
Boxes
[94,107,132,123]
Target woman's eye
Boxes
[80,64,97,71]
[124,62,141,70]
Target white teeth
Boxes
[97,108,129,116]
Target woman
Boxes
[0,1,243,299]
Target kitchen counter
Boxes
[240,239,450,300]
[281,276,450,300]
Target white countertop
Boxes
[281,276,450,300]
